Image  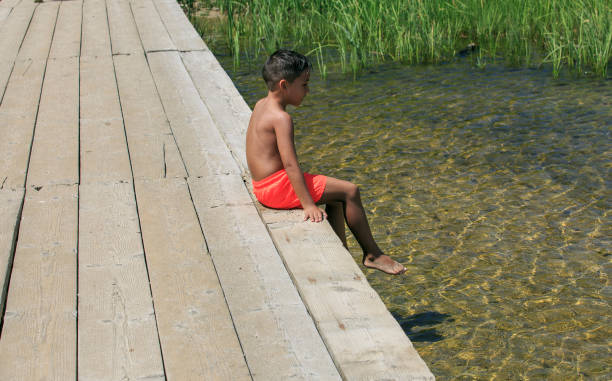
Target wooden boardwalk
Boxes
[0,0,434,379]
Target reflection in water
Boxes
[216,55,612,380]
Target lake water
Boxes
[213,52,611,380]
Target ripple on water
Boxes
[216,56,612,380]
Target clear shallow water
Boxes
[216,55,611,380]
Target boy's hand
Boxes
[303,205,327,223]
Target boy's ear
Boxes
[278,78,288,90]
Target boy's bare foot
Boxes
[363,254,407,275]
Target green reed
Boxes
[184,0,611,78]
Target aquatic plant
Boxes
[183,0,611,78]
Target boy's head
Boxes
[262,49,312,91]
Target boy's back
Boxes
[246,98,288,182]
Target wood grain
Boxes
[0,184,77,380]
[27,56,79,187]
[152,0,206,52]
[79,55,132,184]
[129,0,175,53]
[106,0,142,55]
[0,58,47,190]
[181,50,251,173]
[147,50,239,178]
[113,53,187,180]
[134,177,251,380]
[49,0,82,59]
[0,188,24,323]
[15,1,58,61]
[0,0,35,104]
[78,182,165,381]
[81,0,110,58]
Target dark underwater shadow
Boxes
[391,311,453,343]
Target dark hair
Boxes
[262,49,311,90]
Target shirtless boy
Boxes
[246,49,406,275]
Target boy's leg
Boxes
[319,177,406,275]
[325,201,347,248]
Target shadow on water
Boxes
[392,311,453,343]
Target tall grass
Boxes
[184,0,611,78]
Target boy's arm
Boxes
[274,114,326,222]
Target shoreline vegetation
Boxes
[179,0,611,78]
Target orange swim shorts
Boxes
[252,169,327,209]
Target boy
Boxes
[246,50,406,275]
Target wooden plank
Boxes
[49,0,82,59]
[0,0,36,104]
[188,174,341,380]
[78,182,165,381]
[151,0,206,52]
[134,177,250,380]
[181,50,251,172]
[0,184,77,380]
[147,50,238,178]
[0,58,47,190]
[106,0,142,55]
[26,57,79,187]
[113,53,187,179]
[129,0,175,53]
[81,0,110,57]
[0,188,24,320]
[267,219,435,380]
[79,55,132,184]
[16,1,59,61]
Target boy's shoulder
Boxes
[253,98,292,129]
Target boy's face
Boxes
[283,70,310,106]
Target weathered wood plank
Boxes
[81,0,110,57]
[79,55,132,184]
[0,58,47,190]
[78,182,165,381]
[129,0,175,53]
[267,219,435,380]
[113,53,187,179]
[106,0,142,55]
[0,188,24,321]
[26,57,79,187]
[181,50,251,172]
[49,0,82,59]
[16,1,59,61]
[151,0,206,52]
[0,184,77,380]
[147,50,238,178]
[188,174,341,380]
[134,177,251,380]
[0,0,36,104]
